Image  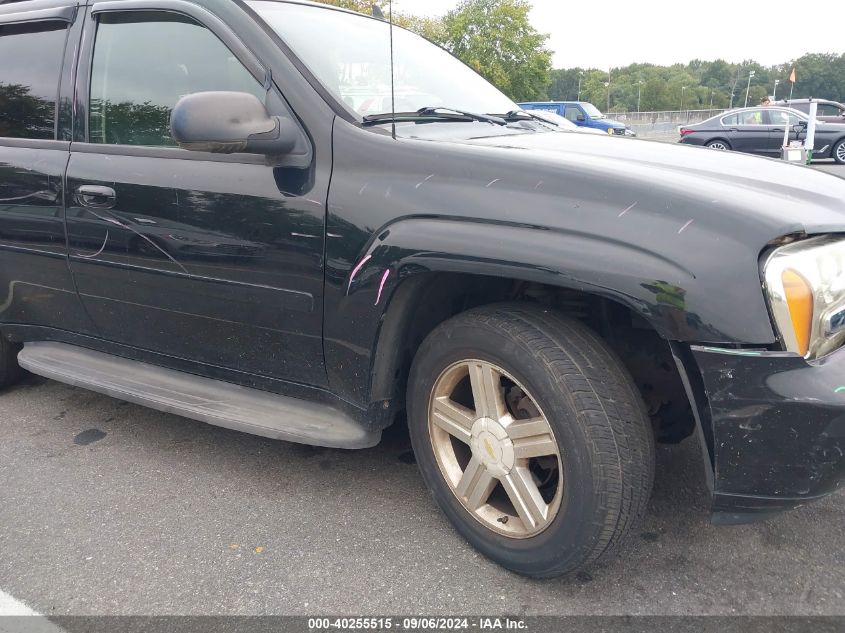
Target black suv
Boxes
[1,0,844,578]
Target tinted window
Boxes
[721,113,738,126]
[0,22,67,139]
[817,104,843,117]
[89,12,265,146]
[769,110,803,126]
[736,110,764,125]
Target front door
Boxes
[66,5,327,385]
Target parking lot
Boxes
[1,366,843,617]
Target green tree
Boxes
[439,0,552,102]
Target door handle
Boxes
[76,185,116,209]
[771,128,783,132]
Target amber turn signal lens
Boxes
[782,269,813,356]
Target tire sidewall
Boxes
[408,317,609,575]
[833,139,845,165]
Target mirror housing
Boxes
[170,91,298,155]
[576,114,586,122]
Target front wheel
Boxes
[832,139,845,165]
[407,304,654,578]
[706,139,731,151]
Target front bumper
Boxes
[691,345,845,525]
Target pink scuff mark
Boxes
[347,254,372,292]
[678,219,694,234]
[375,269,391,306]
[618,202,637,217]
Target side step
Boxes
[18,342,380,449]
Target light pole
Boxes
[680,86,687,112]
[606,68,611,112]
[637,80,643,112]
[773,78,780,100]
[709,89,714,109]
[743,70,755,107]
[577,70,584,101]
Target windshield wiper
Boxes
[363,106,506,126]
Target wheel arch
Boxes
[340,217,711,446]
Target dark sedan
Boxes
[679,106,845,163]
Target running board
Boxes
[18,342,379,449]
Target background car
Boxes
[773,98,845,124]
[524,108,611,135]
[518,100,635,136]
[678,106,845,163]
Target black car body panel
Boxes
[2,0,845,523]
[693,345,845,523]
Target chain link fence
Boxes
[610,109,728,140]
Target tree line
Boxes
[314,0,844,110]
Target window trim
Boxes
[76,0,287,161]
[0,4,77,26]
[0,15,72,142]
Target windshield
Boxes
[526,110,578,130]
[248,1,517,118]
[581,103,605,118]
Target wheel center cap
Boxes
[470,417,515,477]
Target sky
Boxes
[395,0,845,70]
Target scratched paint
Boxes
[678,219,694,234]
[415,174,435,189]
[618,202,637,217]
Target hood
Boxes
[599,118,626,129]
[446,128,845,235]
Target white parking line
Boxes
[0,589,37,615]
[0,589,66,633]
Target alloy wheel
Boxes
[427,359,563,538]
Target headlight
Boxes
[763,235,845,359]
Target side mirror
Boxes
[170,91,298,155]
[576,114,586,122]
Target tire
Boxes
[0,336,22,389]
[832,138,845,165]
[407,303,655,578]
[706,139,731,151]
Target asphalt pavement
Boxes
[0,372,843,617]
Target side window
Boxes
[721,113,738,126]
[0,21,67,139]
[564,106,581,122]
[769,110,802,126]
[88,11,265,146]
[737,110,764,125]
[817,104,841,117]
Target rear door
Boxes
[721,109,771,155]
[0,3,94,334]
[66,1,327,385]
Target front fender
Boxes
[322,119,781,413]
